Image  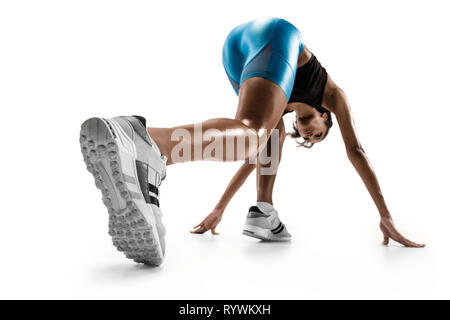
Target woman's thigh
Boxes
[235,76,286,133]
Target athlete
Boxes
[80,17,424,266]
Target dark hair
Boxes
[288,106,333,148]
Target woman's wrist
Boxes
[376,196,391,219]
[214,204,226,213]
[379,208,391,219]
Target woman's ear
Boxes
[321,112,329,121]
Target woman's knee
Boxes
[240,118,275,139]
[244,118,286,147]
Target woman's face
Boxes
[296,110,329,144]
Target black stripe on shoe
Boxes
[136,160,160,205]
[273,225,285,235]
[271,222,282,232]
[136,160,151,204]
[148,183,159,196]
[149,196,160,207]
[270,221,283,233]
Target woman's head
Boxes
[290,106,333,148]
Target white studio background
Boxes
[0,0,448,299]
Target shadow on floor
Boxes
[90,261,163,282]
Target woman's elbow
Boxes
[346,145,365,157]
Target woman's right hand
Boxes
[379,216,425,248]
[191,208,224,235]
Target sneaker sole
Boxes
[243,225,291,242]
[80,117,164,266]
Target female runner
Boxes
[81,17,424,265]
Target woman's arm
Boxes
[325,84,425,247]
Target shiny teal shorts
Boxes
[222,17,303,100]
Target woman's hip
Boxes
[222,17,303,99]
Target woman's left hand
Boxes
[379,216,425,248]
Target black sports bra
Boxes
[284,54,328,115]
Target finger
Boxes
[191,224,202,232]
[380,224,390,245]
[399,239,425,248]
[211,226,219,235]
[388,229,419,247]
[398,237,426,248]
[387,230,425,248]
[407,243,426,248]
[191,228,206,234]
[190,225,207,234]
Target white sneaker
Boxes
[80,116,167,265]
[242,202,291,241]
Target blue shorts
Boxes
[222,17,303,100]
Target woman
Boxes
[80,17,424,265]
[187,17,424,247]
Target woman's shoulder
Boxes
[321,76,345,114]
